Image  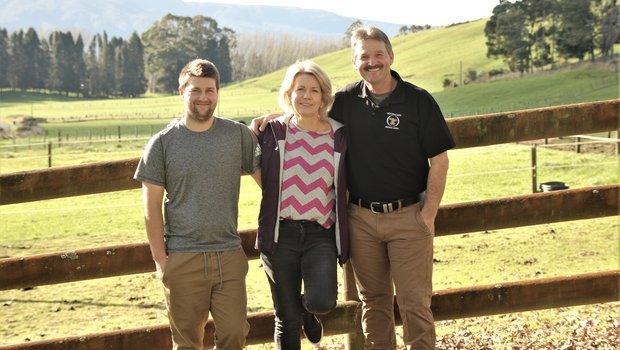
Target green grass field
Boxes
[1,142,618,348]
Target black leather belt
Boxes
[279,219,322,228]
[350,193,423,214]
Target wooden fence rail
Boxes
[1,270,617,350]
[1,184,617,291]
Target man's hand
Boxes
[249,112,282,135]
[154,255,167,279]
[420,205,436,232]
[419,151,449,233]
[142,182,167,279]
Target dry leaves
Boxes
[311,304,619,349]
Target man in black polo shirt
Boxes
[328,26,454,350]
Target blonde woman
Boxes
[254,60,349,349]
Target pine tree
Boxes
[556,0,596,61]
[86,34,103,97]
[22,28,46,90]
[38,38,51,91]
[119,32,146,97]
[48,31,78,94]
[8,30,28,90]
[0,28,9,88]
[101,32,116,96]
[74,34,87,95]
[595,0,619,56]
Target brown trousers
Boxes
[348,202,436,350]
[162,249,250,350]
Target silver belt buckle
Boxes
[370,201,395,214]
[369,201,382,214]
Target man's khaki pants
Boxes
[162,249,250,350]
[348,202,436,350]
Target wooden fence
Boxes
[0,99,618,349]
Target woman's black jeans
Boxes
[260,219,338,349]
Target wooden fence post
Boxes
[47,142,52,168]
[531,144,538,193]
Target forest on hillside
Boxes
[485,0,618,73]
[0,13,339,97]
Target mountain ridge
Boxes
[0,0,406,39]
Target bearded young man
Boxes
[135,59,261,350]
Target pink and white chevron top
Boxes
[279,117,336,228]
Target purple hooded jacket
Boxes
[255,115,349,265]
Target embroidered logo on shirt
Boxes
[385,113,401,130]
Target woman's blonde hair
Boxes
[278,60,333,120]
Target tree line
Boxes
[0,13,339,98]
[0,28,147,98]
[485,0,619,73]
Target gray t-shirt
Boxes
[134,118,260,253]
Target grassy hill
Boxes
[227,19,506,93]
[221,18,617,118]
[219,19,508,117]
[435,62,619,117]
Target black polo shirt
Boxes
[329,70,455,202]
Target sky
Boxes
[184,0,501,26]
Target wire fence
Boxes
[3,131,618,155]
[2,135,617,188]
[2,134,618,159]
[1,128,158,148]
[0,137,152,150]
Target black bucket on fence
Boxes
[539,181,569,192]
